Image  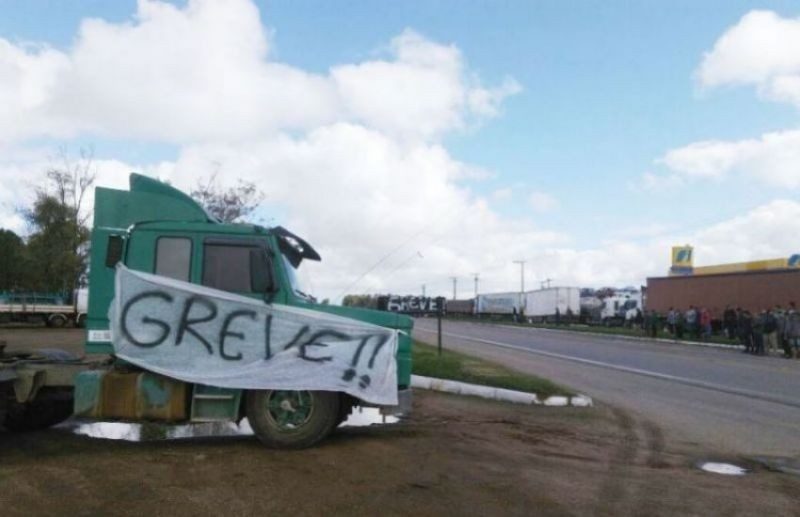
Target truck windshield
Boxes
[281,253,314,301]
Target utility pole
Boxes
[472,273,479,299]
[513,260,526,311]
[541,278,553,289]
[422,284,426,297]
[513,260,526,293]
[450,277,458,301]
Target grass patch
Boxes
[527,323,739,346]
[448,317,741,347]
[412,341,571,398]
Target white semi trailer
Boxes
[475,292,523,316]
[524,287,580,323]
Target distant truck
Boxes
[475,292,523,316]
[0,289,88,327]
[523,287,580,323]
[598,291,642,326]
[646,269,800,321]
[1,174,412,449]
[445,298,475,316]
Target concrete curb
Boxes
[411,374,593,408]
[494,324,746,351]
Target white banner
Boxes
[109,265,398,405]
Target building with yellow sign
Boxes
[669,245,800,276]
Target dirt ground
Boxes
[2,328,799,516]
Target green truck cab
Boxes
[1,174,412,449]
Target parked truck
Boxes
[598,290,643,326]
[475,292,523,317]
[523,287,580,323]
[0,289,88,327]
[0,174,413,449]
[646,269,800,321]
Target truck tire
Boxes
[245,390,340,449]
[46,314,68,328]
[3,389,73,432]
[75,314,86,328]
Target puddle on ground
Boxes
[57,420,253,442]
[341,407,400,427]
[698,462,748,476]
[57,407,400,442]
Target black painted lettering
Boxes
[349,335,372,367]
[367,334,389,368]
[219,310,256,361]
[176,296,217,354]
[342,333,389,385]
[297,330,345,363]
[264,314,273,359]
[283,326,310,351]
[120,290,174,348]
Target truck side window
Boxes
[155,237,192,282]
[203,243,257,293]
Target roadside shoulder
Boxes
[490,323,745,351]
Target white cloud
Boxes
[691,199,800,263]
[642,11,800,191]
[133,125,569,298]
[519,199,800,289]
[0,39,69,142]
[636,171,685,191]
[697,10,800,107]
[655,129,800,188]
[0,1,518,145]
[528,191,558,213]
[490,187,513,201]
[3,0,799,302]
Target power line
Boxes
[334,206,460,300]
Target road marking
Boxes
[415,327,800,410]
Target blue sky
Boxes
[1,1,800,297]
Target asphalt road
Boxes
[413,319,800,458]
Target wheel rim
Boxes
[265,391,314,430]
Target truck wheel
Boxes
[75,314,86,328]
[3,390,73,432]
[245,390,340,449]
[46,314,68,328]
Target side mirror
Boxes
[105,235,124,268]
[250,248,274,293]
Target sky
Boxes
[1,0,800,301]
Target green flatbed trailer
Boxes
[0,174,412,448]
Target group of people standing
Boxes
[656,303,800,358]
[660,306,713,340]
[721,303,800,358]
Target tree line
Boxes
[0,151,94,295]
[0,155,261,297]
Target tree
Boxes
[23,148,95,292]
[190,171,263,223]
[342,294,378,308]
[0,229,26,290]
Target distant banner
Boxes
[109,265,398,405]
[378,295,444,314]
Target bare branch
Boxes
[190,170,264,223]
